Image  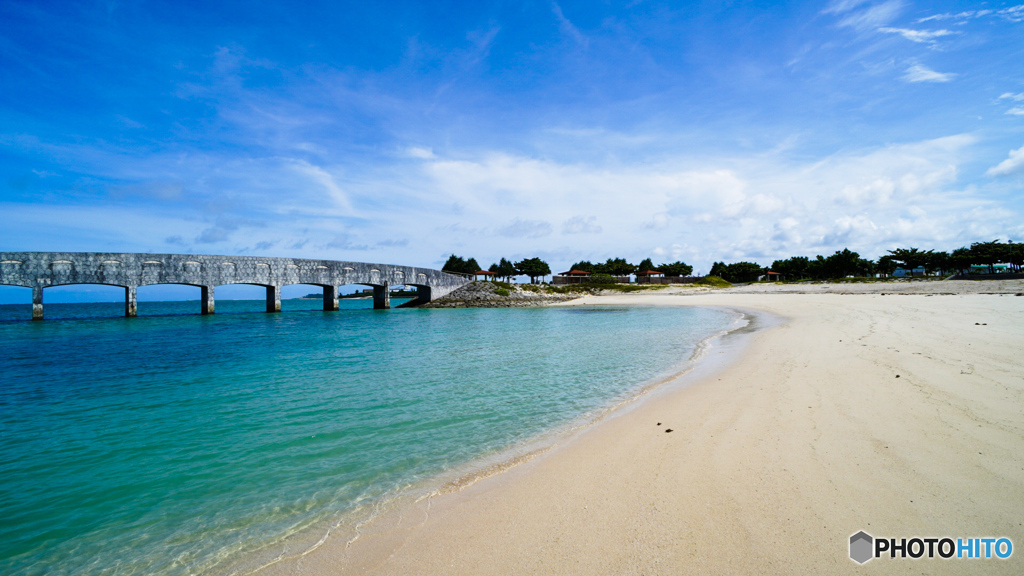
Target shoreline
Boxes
[231,304,760,576]
[254,288,1023,575]
[246,303,780,575]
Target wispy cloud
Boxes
[829,0,904,30]
[1007,107,1024,116]
[903,64,955,83]
[196,224,237,244]
[999,92,1024,101]
[879,27,956,43]
[986,145,1024,177]
[917,10,993,23]
[822,0,872,15]
[551,2,588,47]
[998,5,1024,23]
[288,161,355,214]
[917,6,1023,24]
[562,216,602,234]
[498,218,554,238]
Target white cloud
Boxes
[999,93,1024,101]
[287,160,356,213]
[833,0,904,30]
[644,213,670,230]
[917,10,993,23]
[497,218,553,238]
[878,27,956,43]
[562,216,602,234]
[903,65,955,83]
[551,2,588,47]
[1007,107,1024,116]
[407,147,435,159]
[986,145,1024,177]
[998,5,1024,23]
[823,0,872,14]
[822,214,879,246]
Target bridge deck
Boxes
[0,252,469,319]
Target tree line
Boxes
[567,257,694,277]
[442,254,552,283]
[710,240,1023,283]
[442,255,695,283]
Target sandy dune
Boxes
[266,288,1024,575]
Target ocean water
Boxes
[0,299,734,576]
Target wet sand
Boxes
[263,289,1024,575]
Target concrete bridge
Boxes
[0,252,470,320]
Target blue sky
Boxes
[2,0,1024,300]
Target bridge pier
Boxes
[323,285,339,311]
[32,286,43,320]
[201,286,214,315]
[266,285,281,313]
[373,285,390,309]
[125,286,137,317]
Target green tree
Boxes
[568,260,596,273]
[515,257,552,283]
[949,247,973,275]
[443,255,470,275]
[805,256,826,279]
[599,257,636,276]
[969,240,1016,274]
[1008,241,1024,272]
[658,261,694,277]
[887,248,932,276]
[876,255,898,277]
[821,249,870,278]
[925,251,950,276]
[636,258,656,273]
[771,256,809,280]
[710,261,763,283]
[489,257,517,281]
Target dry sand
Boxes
[263,284,1024,575]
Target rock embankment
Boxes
[421,281,578,308]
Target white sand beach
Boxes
[265,285,1024,575]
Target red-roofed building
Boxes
[553,269,591,285]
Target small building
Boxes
[552,269,591,285]
[634,270,664,284]
[474,270,495,281]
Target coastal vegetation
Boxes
[444,254,552,283]
[693,276,732,288]
[712,240,1024,283]
[443,239,1021,288]
[442,255,482,275]
[568,258,693,276]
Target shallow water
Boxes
[0,299,732,575]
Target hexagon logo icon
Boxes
[850,531,873,564]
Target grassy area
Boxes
[693,276,732,288]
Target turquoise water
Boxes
[0,299,732,575]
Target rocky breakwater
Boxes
[420,281,579,308]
